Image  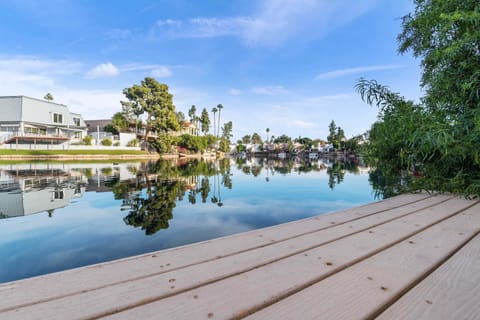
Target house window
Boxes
[53,113,63,124]
[54,190,64,200]
[73,117,80,126]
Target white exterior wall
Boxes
[0,97,22,122]
[21,96,69,126]
[119,132,137,146]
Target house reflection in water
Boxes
[0,164,88,218]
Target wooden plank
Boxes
[2,197,471,320]
[0,193,434,311]
[377,233,480,320]
[244,203,480,320]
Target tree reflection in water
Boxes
[111,159,232,235]
[110,157,368,235]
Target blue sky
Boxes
[0,0,422,140]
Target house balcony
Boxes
[0,131,72,145]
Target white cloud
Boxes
[229,88,242,95]
[315,65,404,80]
[122,63,172,78]
[151,66,172,78]
[86,62,120,78]
[152,17,250,39]
[293,120,316,129]
[0,55,82,76]
[252,85,288,95]
[151,0,380,47]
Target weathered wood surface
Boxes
[1,193,479,320]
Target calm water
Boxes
[0,157,378,283]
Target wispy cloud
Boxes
[122,63,172,78]
[229,88,242,95]
[315,65,404,80]
[153,17,251,39]
[293,120,316,129]
[150,0,380,47]
[252,85,288,95]
[0,55,82,76]
[86,62,120,78]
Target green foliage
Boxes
[251,132,262,144]
[151,133,178,154]
[200,108,210,135]
[327,120,346,149]
[83,135,92,145]
[127,138,138,147]
[398,0,480,115]
[101,138,112,146]
[178,134,208,153]
[103,124,118,135]
[273,134,292,144]
[43,93,53,101]
[356,1,480,197]
[111,112,129,133]
[294,136,313,149]
[121,77,180,145]
[188,105,197,122]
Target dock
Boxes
[1,193,479,319]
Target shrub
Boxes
[83,136,92,145]
[101,138,112,146]
[127,138,138,147]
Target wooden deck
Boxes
[1,193,479,319]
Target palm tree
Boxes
[216,104,223,139]
[211,107,218,138]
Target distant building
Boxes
[84,119,112,134]
[179,122,199,136]
[0,96,87,145]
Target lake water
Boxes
[0,157,379,283]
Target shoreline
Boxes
[0,153,221,161]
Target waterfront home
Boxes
[0,96,87,145]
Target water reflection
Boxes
[0,157,376,283]
[0,157,367,230]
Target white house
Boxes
[0,96,87,145]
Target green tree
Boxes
[103,124,118,135]
[356,0,480,196]
[188,105,197,122]
[251,132,262,144]
[241,134,251,144]
[266,128,270,142]
[327,120,337,148]
[44,93,54,101]
[121,77,180,150]
[398,0,480,116]
[273,134,291,144]
[176,111,186,125]
[219,121,233,152]
[200,108,210,135]
[211,107,218,138]
[216,104,223,139]
[111,112,129,133]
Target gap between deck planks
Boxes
[1,194,478,320]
